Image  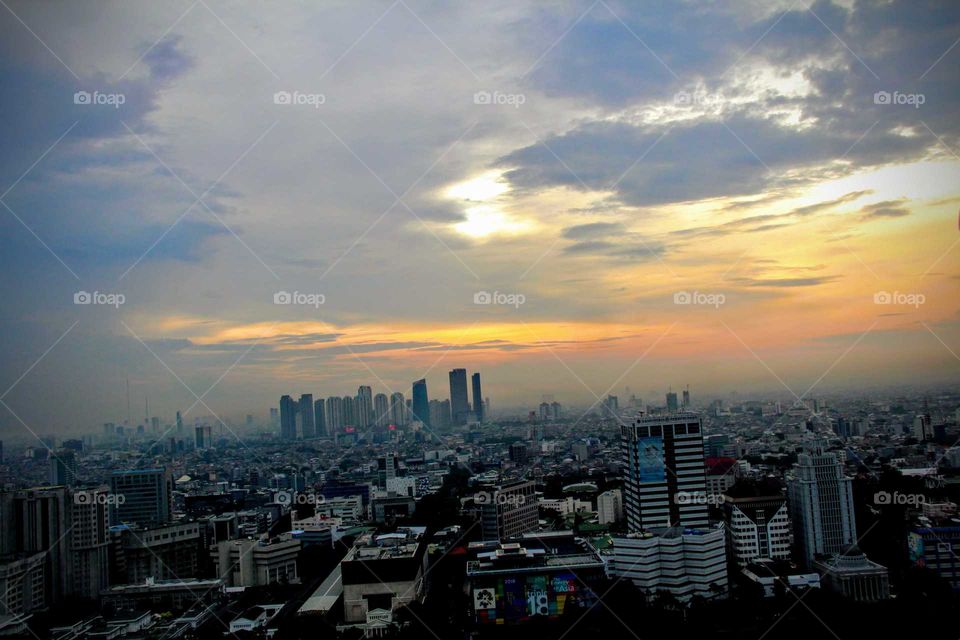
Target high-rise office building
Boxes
[621,412,708,531]
[538,402,550,421]
[682,386,690,409]
[411,379,430,427]
[471,372,483,423]
[299,393,315,438]
[0,487,72,606]
[342,395,356,426]
[787,442,857,566]
[604,395,619,417]
[479,480,538,541]
[326,396,343,433]
[314,398,327,437]
[449,368,470,425]
[269,407,279,428]
[50,450,78,486]
[429,400,449,429]
[666,391,679,413]
[356,386,373,427]
[109,468,174,527]
[374,393,389,427]
[70,487,111,600]
[194,424,213,450]
[389,392,406,426]
[279,395,298,440]
[176,410,184,437]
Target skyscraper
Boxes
[299,393,315,438]
[49,450,78,486]
[314,398,327,437]
[471,372,484,423]
[374,393,389,427]
[666,391,679,413]
[356,386,373,427]
[389,392,406,426]
[70,487,111,600]
[621,412,708,531]
[326,396,343,433]
[342,395,356,426]
[449,368,470,425]
[682,386,690,409]
[411,379,429,427]
[1,487,73,605]
[194,424,213,449]
[787,442,857,566]
[279,395,298,440]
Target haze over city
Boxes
[2,3,960,640]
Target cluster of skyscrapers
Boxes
[278,369,485,439]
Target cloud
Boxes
[860,199,911,219]
[562,221,626,239]
[739,276,841,288]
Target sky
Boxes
[0,0,958,437]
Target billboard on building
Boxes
[636,437,666,483]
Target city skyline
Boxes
[0,1,958,435]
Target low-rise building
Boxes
[341,528,427,627]
[213,534,300,587]
[466,532,603,625]
[813,547,890,602]
[608,526,728,602]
